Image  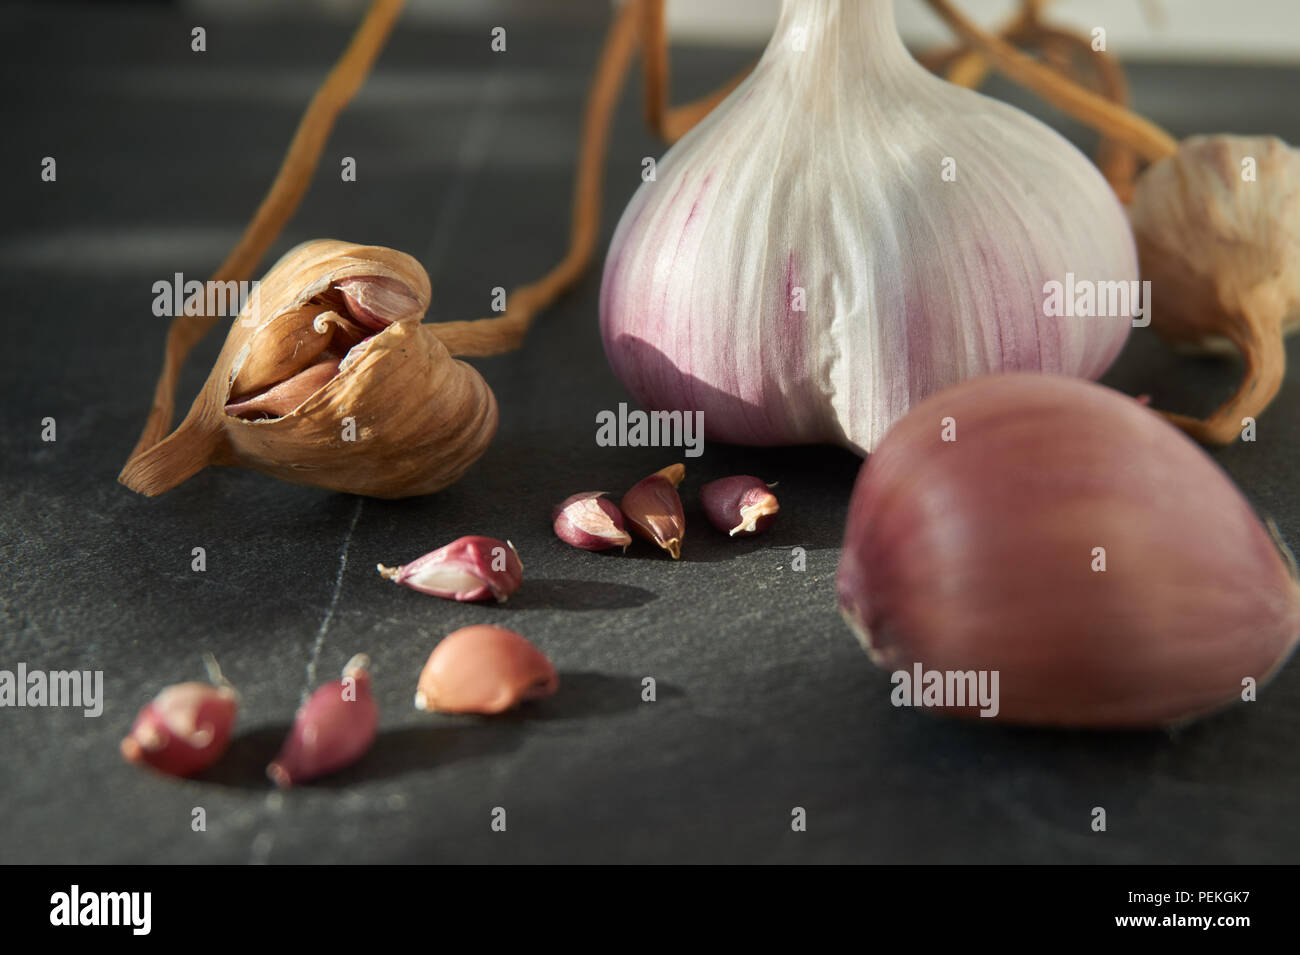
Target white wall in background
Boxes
[185,1,1300,63]
[664,0,1300,62]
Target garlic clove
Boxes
[414,625,558,715]
[837,373,1300,727]
[228,304,342,401]
[336,275,423,330]
[267,654,378,788]
[700,475,779,537]
[553,492,632,551]
[377,535,523,602]
[121,659,239,778]
[1129,134,1300,444]
[621,464,686,559]
[223,359,341,420]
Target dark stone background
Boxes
[1,2,1297,863]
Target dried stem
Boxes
[125,0,406,463]
[922,0,1177,162]
[640,0,753,143]
[428,0,751,357]
[1161,302,1286,446]
[424,1,641,356]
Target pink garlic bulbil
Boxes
[700,475,779,536]
[414,625,559,715]
[600,0,1135,454]
[553,491,633,551]
[120,654,238,778]
[836,373,1300,728]
[267,653,379,788]
[377,535,523,602]
[336,275,424,331]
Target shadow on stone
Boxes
[199,673,683,789]
[501,578,657,610]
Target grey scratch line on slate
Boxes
[246,60,509,866]
[249,497,363,865]
[302,497,366,703]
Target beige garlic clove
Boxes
[225,359,341,420]
[118,240,498,499]
[228,305,354,401]
[414,625,559,715]
[1129,134,1300,444]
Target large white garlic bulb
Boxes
[600,0,1137,453]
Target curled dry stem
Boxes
[922,0,1177,163]
[125,0,407,464]
[1159,301,1286,446]
[639,0,754,143]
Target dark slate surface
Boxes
[2,3,1298,864]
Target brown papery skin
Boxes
[119,240,497,499]
[837,373,1300,728]
[416,625,559,715]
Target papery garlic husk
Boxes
[600,0,1136,454]
[119,240,497,498]
[837,373,1300,728]
[1129,134,1300,444]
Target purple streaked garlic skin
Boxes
[837,373,1300,728]
[553,492,632,551]
[267,655,378,788]
[377,536,523,602]
[336,275,423,331]
[700,475,779,536]
[622,463,686,559]
[120,682,238,778]
[599,0,1134,455]
[414,625,559,715]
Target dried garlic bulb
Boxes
[118,240,497,498]
[1129,135,1300,444]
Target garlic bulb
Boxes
[119,240,497,499]
[601,0,1136,453]
[1129,134,1300,445]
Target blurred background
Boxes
[169,0,1300,62]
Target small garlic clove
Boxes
[121,666,238,778]
[267,654,378,788]
[414,625,558,715]
[229,304,338,400]
[621,463,686,559]
[377,535,523,602]
[223,358,341,420]
[553,492,632,551]
[336,276,423,331]
[700,475,780,536]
